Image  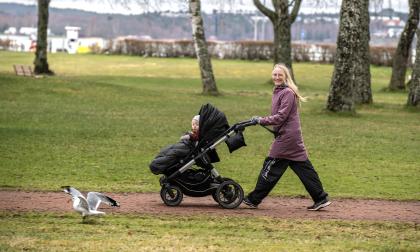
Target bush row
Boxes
[107,39,403,66]
[0,39,11,50]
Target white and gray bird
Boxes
[62,186,120,218]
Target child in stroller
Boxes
[180,115,200,142]
[149,104,256,209]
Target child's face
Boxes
[191,119,199,133]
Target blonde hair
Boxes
[273,63,307,103]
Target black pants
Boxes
[247,157,328,205]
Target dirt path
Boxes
[1,191,419,223]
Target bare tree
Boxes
[34,0,54,75]
[189,0,218,95]
[253,0,302,80]
[388,0,420,91]
[407,28,420,107]
[327,0,366,112]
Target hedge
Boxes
[106,39,408,66]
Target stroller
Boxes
[149,104,257,209]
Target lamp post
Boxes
[213,9,218,39]
[251,16,264,40]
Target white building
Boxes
[65,26,81,54]
[0,34,33,51]
[4,27,17,35]
[1,26,107,54]
[49,37,66,53]
[19,27,37,35]
[18,27,52,36]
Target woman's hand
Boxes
[251,116,262,125]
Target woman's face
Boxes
[272,67,286,86]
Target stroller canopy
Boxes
[198,104,229,147]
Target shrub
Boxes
[370,46,395,67]
[0,39,11,50]
[108,39,404,66]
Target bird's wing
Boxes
[61,186,83,198]
[87,192,120,211]
[77,195,89,211]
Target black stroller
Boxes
[149,104,257,209]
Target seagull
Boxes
[62,186,120,218]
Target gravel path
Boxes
[1,191,419,223]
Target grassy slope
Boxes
[0,51,419,200]
[0,212,419,252]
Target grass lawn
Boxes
[0,51,419,200]
[0,212,419,251]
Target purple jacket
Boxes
[259,85,308,161]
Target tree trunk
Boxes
[253,0,301,81]
[189,0,218,95]
[388,0,420,91]
[273,20,294,79]
[354,0,372,104]
[34,0,53,75]
[407,28,420,107]
[327,0,364,112]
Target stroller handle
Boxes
[233,120,258,130]
[234,120,278,137]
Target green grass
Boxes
[0,212,419,251]
[0,51,419,200]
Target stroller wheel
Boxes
[160,185,183,207]
[215,180,244,209]
[211,192,219,203]
[212,177,232,203]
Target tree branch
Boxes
[289,0,302,23]
[253,0,277,21]
[288,0,295,7]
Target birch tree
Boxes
[327,0,366,112]
[110,0,218,94]
[189,0,218,95]
[353,0,372,104]
[407,28,420,107]
[388,0,420,91]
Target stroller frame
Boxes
[159,120,257,209]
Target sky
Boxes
[0,0,410,15]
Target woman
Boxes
[243,63,331,211]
